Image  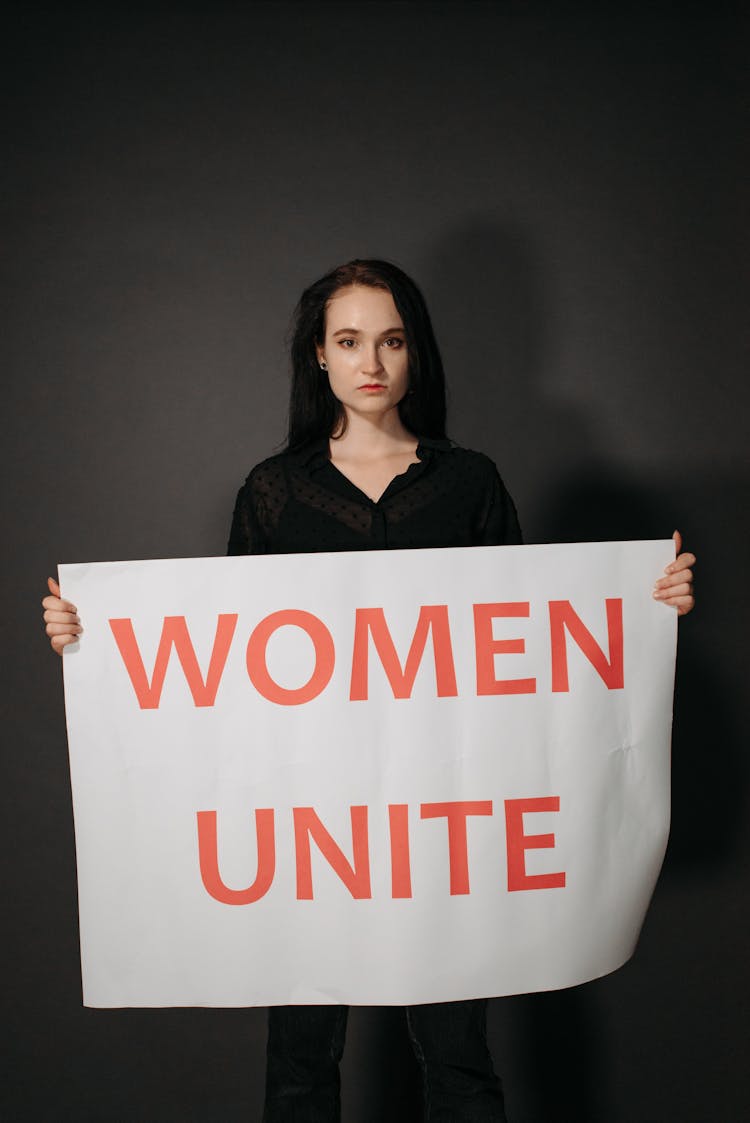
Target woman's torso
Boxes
[227,438,521,556]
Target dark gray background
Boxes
[3,2,747,1120]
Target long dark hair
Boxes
[287,259,448,449]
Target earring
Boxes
[319,360,328,371]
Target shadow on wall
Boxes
[349,221,746,1123]
[424,214,745,861]
[421,217,589,518]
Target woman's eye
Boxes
[339,338,356,348]
[383,337,403,348]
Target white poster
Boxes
[60,540,677,1008]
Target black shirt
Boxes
[227,437,522,556]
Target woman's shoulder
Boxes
[432,439,507,482]
[435,441,521,544]
[238,449,294,492]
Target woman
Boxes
[42,259,696,1121]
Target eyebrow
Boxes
[331,326,405,337]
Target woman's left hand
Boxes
[653,530,695,616]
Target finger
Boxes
[42,594,77,613]
[43,610,81,626]
[48,576,61,597]
[51,633,79,654]
[672,530,682,555]
[653,581,692,601]
[665,552,696,575]
[43,609,81,625]
[654,569,693,591]
[45,622,83,637]
[660,594,695,612]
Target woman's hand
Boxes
[653,531,695,616]
[42,577,82,654]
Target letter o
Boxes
[246,610,335,705]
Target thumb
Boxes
[672,529,682,556]
[47,576,61,597]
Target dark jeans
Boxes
[263,1000,507,1122]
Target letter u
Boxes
[196,809,275,904]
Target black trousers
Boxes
[263,999,507,1122]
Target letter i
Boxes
[388,804,412,899]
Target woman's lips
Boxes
[359,384,386,391]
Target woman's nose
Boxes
[360,344,384,372]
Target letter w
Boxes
[108,615,238,709]
[349,605,458,700]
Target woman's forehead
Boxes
[325,285,402,330]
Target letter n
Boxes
[293,807,371,899]
[549,599,624,692]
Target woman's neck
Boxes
[330,409,416,462]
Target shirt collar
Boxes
[416,436,452,453]
[287,434,452,469]
[286,438,330,468]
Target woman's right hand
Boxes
[42,577,82,654]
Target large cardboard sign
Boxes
[60,541,676,1008]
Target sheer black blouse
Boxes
[227,437,521,557]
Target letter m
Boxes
[349,605,457,701]
[109,615,238,709]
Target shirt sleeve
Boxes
[479,463,523,546]
[226,479,267,556]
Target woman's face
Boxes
[316,285,410,423]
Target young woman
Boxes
[42,259,696,1121]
